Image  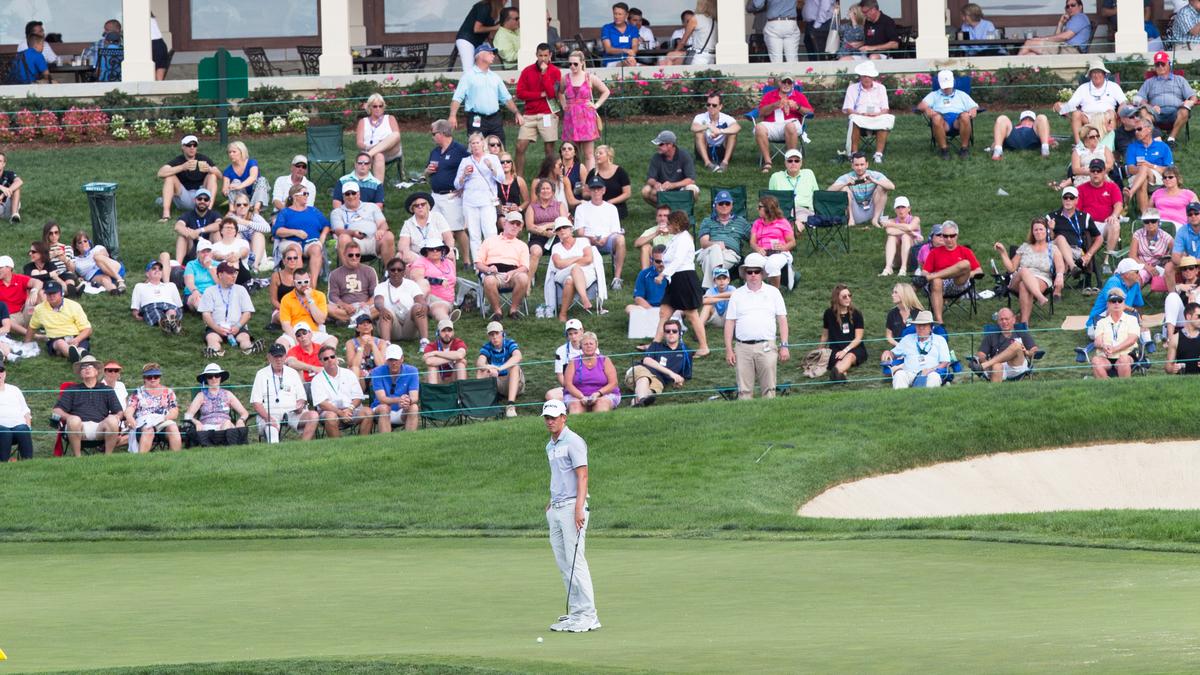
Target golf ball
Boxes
[537,637,544,643]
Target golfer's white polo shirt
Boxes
[547,426,588,504]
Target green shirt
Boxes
[768,169,819,211]
[697,215,751,254]
[494,27,521,64]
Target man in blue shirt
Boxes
[332,153,384,209]
[477,320,524,417]
[424,119,471,263]
[10,34,51,85]
[917,69,979,159]
[626,317,692,406]
[1019,0,1091,54]
[1086,258,1145,333]
[448,44,524,146]
[1125,119,1174,213]
[600,3,640,66]
[625,245,668,314]
[370,344,420,432]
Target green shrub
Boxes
[237,84,295,118]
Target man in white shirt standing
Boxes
[251,344,319,443]
[690,92,741,173]
[311,344,374,438]
[723,253,789,399]
[575,176,627,288]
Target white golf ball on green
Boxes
[537,636,544,643]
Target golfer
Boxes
[543,399,601,633]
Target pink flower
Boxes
[732,80,742,87]
[642,89,649,94]
[805,67,814,73]
[652,72,664,79]
[1033,66,1040,72]
[680,86,689,93]
[895,88,905,95]
[636,80,647,86]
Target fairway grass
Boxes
[3,537,1200,674]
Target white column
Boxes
[121,0,155,82]
[913,0,948,60]
[1113,0,1149,54]
[348,0,367,48]
[518,0,548,69]
[319,0,353,77]
[714,0,748,65]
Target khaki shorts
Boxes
[624,365,665,394]
[496,370,527,396]
[518,113,560,143]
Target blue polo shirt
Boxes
[479,336,520,376]
[428,140,470,194]
[1125,139,1173,169]
[600,22,639,65]
[918,89,978,115]
[451,66,511,115]
[369,363,419,411]
[634,267,668,307]
[273,206,331,246]
[645,341,692,381]
[1087,275,1145,327]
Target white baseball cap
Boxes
[486,320,504,334]
[0,255,13,268]
[854,61,879,78]
[742,252,768,270]
[553,216,573,231]
[1062,185,1079,198]
[293,321,313,334]
[542,399,567,417]
[385,344,404,361]
[341,181,360,194]
[1019,110,1036,122]
[564,318,583,331]
[1115,258,1141,275]
[937,69,955,90]
[894,196,910,209]
[505,210,524,222]
[195,239,214,253]
[180,134,199,145]
[292,155,308,165]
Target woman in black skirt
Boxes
[655,210,710,356]
[820,283,868,381]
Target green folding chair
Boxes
[710,186,748,220]
[656,190,696,224]
[419,381,461,427]
[306,125,346,189]
[456,377,503,421]
[807,190,850,257]
[758,189,796,220]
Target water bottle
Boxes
[227,332,237,347]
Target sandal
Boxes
[760,164,772,174]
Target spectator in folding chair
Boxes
[371,344,421,432]
[723,253,790,400]
[1137,51,1196,147]
[476,212,533,320]
[749,195,796,289]
[331,181,394,268]
[1076,158,1126,258]
[550,218,601,320]
[968,308,1040,383]
[1090,288,1140,379]
[1047,185,1103,280]
[423,318,469,384]
[753,75,813,173]
[890,311,950,389]
[1172,203,1200,285]
[131,260,183,334]
[699,266,733,327]
[691,92,741,173]
[922,221,981,324]
[994,217,1065,325]
[1163,256,1200,344]
[563,331,621,413]
[768,149,819,228]
[272,184,330,283]
[1054,61,1126,144]
[626,317,692,407]
[575,175,627,289]
[271,156,316,218]
[634,204,677,270]
[311,345,374,438]
[332,152,385,211]
[124,363,183,453]
[53,355,124,456]
[275,270,337,352]
[251,343,319,443]
[375,258,430,346]
[477,320,524,418]
[0,364,32,462]
[640,130,700,206]
[1130,209,1173,295]
[1085,259,1146,338]
[1165,301,1200,374]
[1149,166,1195,228]
[990,110,1052,161]
[185,363,250,445]
[841,61,893,164]
[917,70,980,160]
[1125,118,1174,213]
[829,152,894,227]
[408,243,460,329]
[697,190,751,288]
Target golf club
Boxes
[565,527,581,617]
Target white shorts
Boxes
[1002,361,1030,380]
[350,232,379,256]
[81,421,100,441]
[433,192,465,232]
[552,264,597,287]
[257,409,308,442]
[278,329,335,348]
[759,119,803,142]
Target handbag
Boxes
[825,3,841,53]
[802,348,832,379]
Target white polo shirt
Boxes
[310,366,365,409]
[374,278,423,314]
[546,426,588,503]
[251,364,307,412]
[725,283,787,342]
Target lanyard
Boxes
[218,285,234,324]
[916,337,931,356]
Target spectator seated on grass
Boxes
[691,92,740,173]
[768,149,818,228]
[890,310,950,389]
[397,192,455,266]
[753,75,813,172]
[277,270,337,351]
[130,260,182,334]
[1166,301,1200,374]
[227,196,273,273]
[199,263,262,358]
[272,183,330,282]
[371,344,420,432]
[697,191,751,288]
[210,217,253,286]
[1086,259,1146,337]
[990,110,1052,161]
[749,195,797,289]
[0,254,42,338]
[1017,0,1091,56]
[311,344,374,438]
[0,363,32,462]
[477,320,524,418]
[185,363,250,446]
[700,266,733,327]
[0,151,24,223]
[968,308,1040,383]
[546,318,586,402]
[53,355,124,456]
[564,330,620,413]
[626,245,668,315]
[423,318,468,384]
[640,130,700,206]
[271,156,316,217]
[1046,186,1102,280]
[475,213,532,321]
[157,135,220,223]
[123,363,183,453]
[374,258,429,345]
[1090,288,1140,379]
[820,284,867,382]
[183,240,217,312]
[31,226,79,298]
[550,218,601,321]
[333,152,385,210]
[71,231,125,295]
[331,181,394,267]
[575,175,626,288]
[722,253,790,400]
[1130,209,1173,294]
[327,241,379,327]
[30,280,90,361]
[993,217,1065,325]
[625,317,691,407]
[251,343,318,443]
[1125,118,1174,213]
[917,69,979,160]
[1076,159,1126,257]
[1137,51,1196,146]
[829,152,894,227]
[221,141,271,215]
[1054,62,1126,144]
[922,220,981,324]
[842,61,893,163]
[1163,256,1200,343]
[634,205,676,271]
[285,322,324,383]
[878,196,921,277]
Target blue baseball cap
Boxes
[1188,202,1200,215]
[475,43,496,55]
[713,190,733,205]
[145,260,163,272]
[713,267,730,278]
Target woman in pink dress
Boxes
[559,50,609,175]
[1149,166,1197,228]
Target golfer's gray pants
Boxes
[547,498,597,622]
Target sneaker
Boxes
[68,344,81,363]
[610,278,623,290]
[550,619,573,632]
[419,337,430,351]
[449,308,462,322]
[257,259,276,273]
[505,405,517,418]
[564,617,601,632]
[958,147,970,159]
[161,318,174,335]
[801,131,811,144]
[967,356,986,379]
[872,152,883,164]
[939,148,950,160]
[9,213,19,224]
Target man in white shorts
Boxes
[374,258,430,345]
[251,343,319,443]
[969,308,1039,382]
[575,176,626,289]
[53,354,125,456]
[330,181,394,266]
[370,344,421,432]
[753,75,813,170]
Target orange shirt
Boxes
[279,289,328,330]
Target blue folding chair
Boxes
[743,85,814,168]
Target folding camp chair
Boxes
[1143,68,1191,144]
[475,272,530,317]
[925,274,979,319]
[710,186,748,220]
[419,381,461,427]
[966,322,1046,382]
[990,247,1055,320]
[544,245,608,316]
[880,323,962,384]
[456,377,503,421]
[306,125,346,188]
[807,190,850,257]
[742,84,814,168]
[656,189,696,225]
[919,75,984,151]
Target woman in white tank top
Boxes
[356,92,403,182]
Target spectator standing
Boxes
[157,135,220,222]
[560,51,609,176]
[802,0,837,60]
[356,93,403,183]
[514,43,562,179]
[251,343,319,443]
[455,133,505,261]
[371,344,421,432]
[493,7,521,65]
[754,76,813,172]
[53,355,124,456]
[455,0,504,71]
[449,44,524,145]
[0,152,24,223]
[654,209,709,356]
[723,253,789,399]
[841,62,893,162]
[0,364,32,462]
[691,92,741,173]
[425,122,471,262]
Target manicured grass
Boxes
[3,537,1199,674]
[1,113,1191,457]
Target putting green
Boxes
[3,537,1199,673]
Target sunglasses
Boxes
[943,233,958,239]
[1090,169,1104,173]
[206,374,223,379]
[369,104,384,108]
[27,249,35,255]
[388,267,405,273]
[785,158,801,163]
[411,202,430,209]
[355,160,370,165]
[295,279,311,285]
[184,142,198,147]
[489,142,502,147]
[1107,297,1124,303]
[321,355,338,361]
[346,252,361,258]
[1182,266,1199,271]
[500,159,513,164]
[294,163,308,169]
[297,191,310,197]
[1062,195,1077,200]
[343,191,358,196]
[1144,220,1160,224]
[48,230,59,235]
[104,368,122,373]
[143,374,161,380]
[664,328,680,334]
[195,196,211,201]
[284,255,300,261]
[569,62,582,67]
[236,202,250,207]
[652,259,664,264]
[1085,134,1099,140]
[706,102,720,108]
[1165,175,1178,180]
[743,268,763,275]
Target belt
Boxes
[737,339,768,345]
[467,110,501,118]
[550,497,577,509]
[768,16,797,21]
[433,189,457,195]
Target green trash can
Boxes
[83,182,119,260]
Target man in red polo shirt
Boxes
[922,220,981,323]
[754,75,813,171]
[514,43,561,178]
[0,255,41,338]
[1075,157,1125,259]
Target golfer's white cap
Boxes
[1019,110,1036,122]
[180,134,199,145]
[385,344,404,361]
[542,399,567,417]
[894,196,910,209]
[1115,258,1141,275]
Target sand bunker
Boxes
[799,441,1200,519]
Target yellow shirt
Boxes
[1095,312,1139,356]
[29,298,90,338]
[494,27,521,64]
[279,289,328,330]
